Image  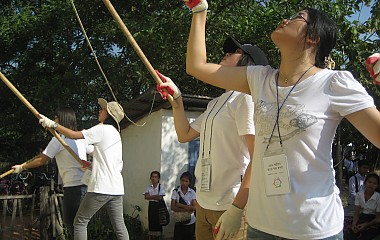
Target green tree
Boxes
[0,0,378,172]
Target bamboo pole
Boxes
[0,72,85,179]
[102,0,178,108]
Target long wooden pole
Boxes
[0,72,85,179]
[102,0,178,108]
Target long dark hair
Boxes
[304,8,337,68]
[55,106,77,131]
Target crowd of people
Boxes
[7,0,380,239]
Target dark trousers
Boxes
[63,185,87,240]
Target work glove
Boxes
[39,114,58,129]
[12,165,24,174]
[155,70,181,100]
[183,0,208,13]
[80,160,92,169]
[214,204,243,240]
[365,53,380,85]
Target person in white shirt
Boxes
[156,35,268,239]
[143,171,166,239]
[171,171,197,240]
[183,1,380,239]
[348,161,370,205]
[12,106,92,240]
[39,98,129,240]
[344,172,380,240]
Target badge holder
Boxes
[200,157,212,192]
[263,147,291,196]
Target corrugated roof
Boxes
[120,87,212,128]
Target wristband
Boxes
[193,8,208,13]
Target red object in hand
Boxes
[365,53,380,85]
[155,70,177,100]
[183,0,202,9]
[80,160,91,169]
[214,226,220,235]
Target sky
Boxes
[346,1,373,23]
[346,1,377,41]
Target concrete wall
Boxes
[122,111,163,231]
[122,108,202,238]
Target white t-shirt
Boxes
[191,91,254,210]
[355,190,380,214]
[43,136,91,187]
[82,124,124,195]
[246,66,375,239]
[171,187,197,225]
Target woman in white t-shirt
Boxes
[344,173,380,240]
[156,35,267,240]
[184,1,380,239]
[12,106,92,240]
[39,98,129,240]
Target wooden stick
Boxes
[0,169,14,179]
[0,71,85,179]
[102,0,178,108]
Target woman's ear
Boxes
[306,36,320,45]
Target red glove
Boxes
[365,53,380,85]
[155,70,181,100]
[183,0,208,13]
[80,160,92,169]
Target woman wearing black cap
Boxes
[156,35,268,240]
[184,1,380,240]
[39,99,129,240]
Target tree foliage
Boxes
[0,0,379,163]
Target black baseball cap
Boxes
[223,36,269,66]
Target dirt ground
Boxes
[0,213,41,240]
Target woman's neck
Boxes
[364,189,375,200]
[278,58,319,86]
[181,186,188,194]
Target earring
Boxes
[324,55,335,70]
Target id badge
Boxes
[81,169,92,186]
[200,157,211,192]
[262,151,291,196]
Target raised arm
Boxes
[172,97,200,142]
[39,114,84,140]
[186,5,250,94]
[156,71,200,142]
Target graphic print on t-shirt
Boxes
[255,100,317,144]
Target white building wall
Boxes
[122,111,163,231]
[122,108,202,239]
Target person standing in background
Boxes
[171,171,197,240]
[348,160,370,206]
[144,171,166,240]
